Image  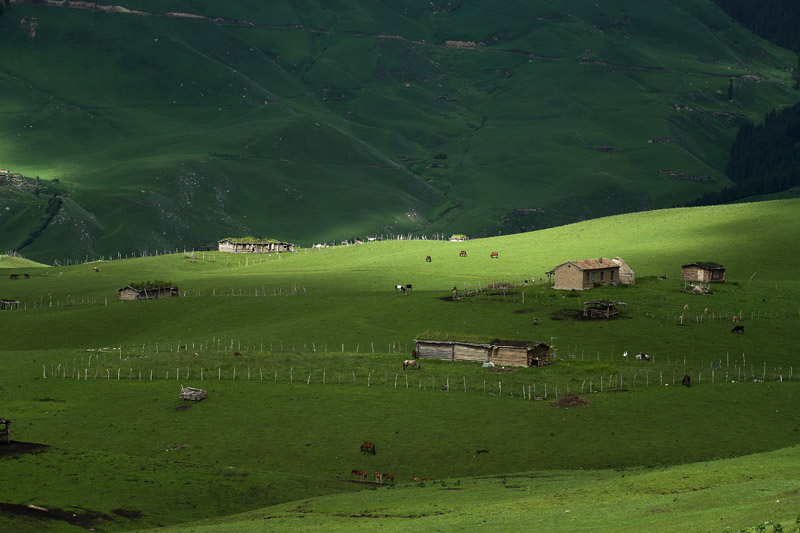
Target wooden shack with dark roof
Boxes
[414,338,551,367]
[681,262,726,283]
[218,238,295,254]
[118,283,179,301]
[553,258,620,290]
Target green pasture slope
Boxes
[1,200,800,531]
[0,0,799,260]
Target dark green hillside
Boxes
[0,0,797,260]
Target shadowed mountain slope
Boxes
[0,0,797,261]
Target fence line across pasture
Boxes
[38,351,798,401]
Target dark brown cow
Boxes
[425,256,431,262]
[9,274,18,280]
[490,252,498,258]
[460,250,467,257]
[682,374,691,387]
[731,325,744,333]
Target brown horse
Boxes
[9,274,18,280]
[460,250,467,257]
[403,360,420,370]
[351,469,367,482]
[360,441,376,455]
[382,473,394,484]
[490,252,498,259]
[373,472,383,484]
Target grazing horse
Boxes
[373,472,383,484]
[403,360,420,370]
[425,256,432,262]
[460,250,467,257]
[360,441,376,455]
[490,252,498,259]
[682,374,691,387]
[635,353,650,362]
[731,325,744,333]
[351,469,367,482]
[412,476,420,483]
[233,351,242,356]
[382,473,394,484]
[9,274,18,280]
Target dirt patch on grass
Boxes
[0,441,49,457]
[0,502,111,529]
[551,394,589,408]
[112,508,143,519]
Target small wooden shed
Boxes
[218,238,296,254]
[681,262,726,283]
[0,299,20,311]
[0,419,10,445]
[490,340,552,367]
[118,284,179,301]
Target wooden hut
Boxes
[118,284,179,301]
[681,262,726,283]
[490,340,552,367]
[583,299,626,319]
[415,339,550,367]
[553,258,620,290]
[0,419,10,445]
[0,299,20,311]
[453,342,492,363]
[218,238,295,254]
[415,340,455,360]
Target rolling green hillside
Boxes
[0,0,797,261]
[1,200,800,531]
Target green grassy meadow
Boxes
[1,0,798,260]
[1,199,800,531]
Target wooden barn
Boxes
[415,339,550,367]
[218,238,295,254]
[490,341,552,367]
[681,262,726,283]
[0,299,20,311]
[553,258,620,290]
[118,284,179,301]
